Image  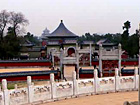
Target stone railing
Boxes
[0,68,139,105]
[102,49,120,60]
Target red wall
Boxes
[0,75,60,82]
[79,74,94,79]
[92,61,138,66]
[0,62,51,67]
[121,61,138,66]
[0,60,138,67]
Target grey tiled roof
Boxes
[96,39,108,45]
[96,39,117,46]
[46,20,78,37]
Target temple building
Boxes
[42,20,79,56]
[20,40,41,59]
[41,20,118,60]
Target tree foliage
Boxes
[24,32,40,46]
[0,10,10,41]
[127,30,139,57]
[78,33,121,44]
[78,20,138,57]
[121,21,131,52]
[0,10,139,59]
[10,12,29,37]
[0,27,21,59]
[0,10,29,60]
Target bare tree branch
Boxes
[10,12,29,37]
[0,10,10,41]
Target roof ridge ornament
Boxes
[61,20,63,23]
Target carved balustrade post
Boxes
[50,73,56,99]
[115,68,119,92]
[27,76,34,103]
[2,79,9,105]
[72,71,78,96]
[135,67,139,90]
[94,69,99,94]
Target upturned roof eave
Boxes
[47,20,78,38]
[46,35,79,38]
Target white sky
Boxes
[0,0,140,36]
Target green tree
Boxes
[10,12,29,37]
[24,32,40,45]
[3,27,20,59]
[0,10,29,60]
[121,21,131,51]
[127,30,139,57]
[78,33,121,44]
[0,10,10,41]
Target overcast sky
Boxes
[0,0,140,36]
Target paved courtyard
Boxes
[40,91,138,105]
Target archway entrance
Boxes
[63,65,76,80]
[67,47,75,56]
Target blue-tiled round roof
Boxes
[47,20,78,38]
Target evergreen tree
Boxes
[121,21,131,52]
[127,30,139,57]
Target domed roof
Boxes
[46,20,78,38]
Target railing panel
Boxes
[98,77,115,93]
[33,84,51,102]
[55,81,73,98]
[77,79,94,95]
[0,92,4,105]
[119,76,135,90]
[9,88,28,105]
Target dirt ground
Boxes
[40,91,138,105]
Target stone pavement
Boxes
[38,91,138,105]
